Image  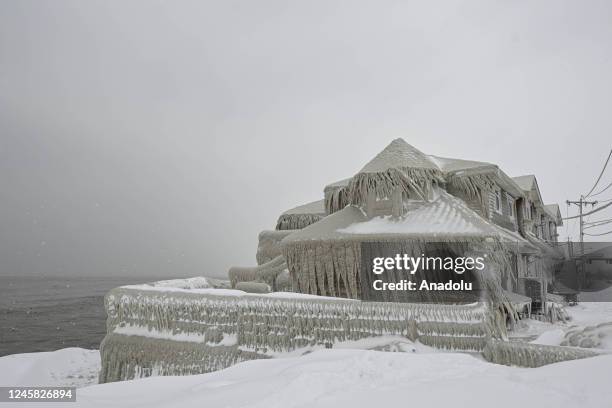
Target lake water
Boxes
[0,276,168,356]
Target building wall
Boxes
[487,187,518,232]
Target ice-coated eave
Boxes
[281,199,325,216]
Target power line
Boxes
[584,217,612,224]
[585,148,612,197]
[563,200,612,220]
[584,229,612,236]
[590,179,612,197]
[584,219,612,229]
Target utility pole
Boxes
[567,196,598,256]
[567,196,598,289]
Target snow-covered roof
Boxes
[513,174,547,206]
[512,175,537,192]
[357,139,440,174]
[428,155,496,174]
[282,199,325,215]
[338,189,531,244]
[339,190,499,237]
[323,177,351,192]
[544,204,563,225]
[284,187,533,245]
[282,205,368,242]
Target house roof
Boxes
[323,177,351,193]
[357,138,439,174]
[281,199,326,216]
[512,175,537,192]
[281,204,367,243]
[284,187,533,247]
[513,175,563,225]
[544,204,563,226]
[428,155,496,174]
[512,174,546,205]
[428,154,524,198]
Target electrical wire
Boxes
[590,180,612,197]
[585,148,612,197]
[584,229,612,236]
[584,219,612,229]
[563,201,612,220]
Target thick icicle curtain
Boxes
[282,236,517,309]
[347,167,444,206]
[325,185,350,214]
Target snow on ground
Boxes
[510,302,612,351]
[0,348,99,388]
[6,350,612,408]
[566,301,612,325]
[1,302,611,407]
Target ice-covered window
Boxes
[494,189,502,213]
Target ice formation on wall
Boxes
[99,285,505,383]
[256,230,295,265]
[229,255,287,291]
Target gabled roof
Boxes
[544,204,563,226]
[512,175,544,205]
[357,138,439,174]
[512,175,537,191]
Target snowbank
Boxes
[0,348,99,389]
[26,350,612,408]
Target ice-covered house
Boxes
[231,139,563,311]
[100,139,592,384]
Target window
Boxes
[494,189,502,213]
[507,195,514,218]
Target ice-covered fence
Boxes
[99,285,504,383]
[482,339,599,367]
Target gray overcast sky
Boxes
[1,0,611,278]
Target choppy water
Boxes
[0,276,166,356]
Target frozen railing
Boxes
[99,284,501,382]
